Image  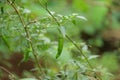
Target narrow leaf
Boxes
[76,16,87,21]
[23,52,29,62]
[88,55,99,60]
[56,36,64,59]
[22,48,31,62]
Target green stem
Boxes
[7,0,45,77]
[45,8,62,35]
[65,35,93,69]
[38,0,102,80]
[43,2,93,69]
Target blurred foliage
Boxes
[0,0,120,80]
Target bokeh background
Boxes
[0,0,120,80]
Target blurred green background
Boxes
[0,0,120,80]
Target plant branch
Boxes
[7,0,45,77]
[47,9,101,80]
[65,35,93,68]
[38,0,102,80]
[0,66,13,75]
[0,66,15,79]
[40,1,93,69]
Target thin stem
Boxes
[65,35,93,69]
[44,3,93,69]
[46,8,60,27]
[0,66,16,80]
[7,0,45,77]
[0,66,13,75]
[38,1,101,80]
[45,8,62,34]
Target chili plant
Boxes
[0,0,113,80]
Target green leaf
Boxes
[72,19,76,25]
[56,35,64,59]
[23,52,29,62]
[1,7,4,14]
[88,55,99,60]
[22,48,32,62]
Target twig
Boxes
[7,0,45,78]
[37,0,102,80]
[0,66,13,75]
[39,0,93,69]
[0,66,15,80]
